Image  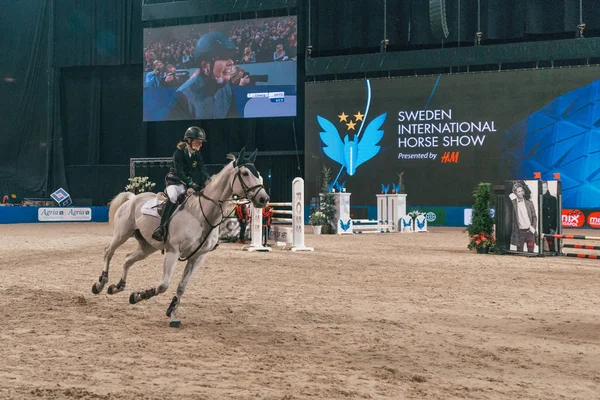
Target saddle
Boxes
[141,192,187,219]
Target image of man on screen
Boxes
[161,64,183,88]
[541,181,558,252]
[145,60,165,87]
[167,32,238,120]
[509,182,537,253]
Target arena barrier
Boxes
[542,234,600,260]
[246,177,313,252]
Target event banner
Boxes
[305,67,600,209]
[562,209,600,229]
[143,16,297,121]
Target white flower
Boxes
[125,176,157,193]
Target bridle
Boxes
[231,165,265,204]
[178,162,264,261]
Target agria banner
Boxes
[305,66,600,209]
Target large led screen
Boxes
[305,67,600,210]
[143,16,297,121]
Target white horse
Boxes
[91,148,269,327]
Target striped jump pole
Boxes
[541,234,600,260]
[564,253,600,260]
[542,234,600,241]
[563,244,600,251]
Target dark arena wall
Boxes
[1,0,599,210]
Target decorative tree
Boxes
[319,165,337,234]
[467,183,495,251]
[397,171,406,194]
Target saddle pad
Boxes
[141,198,162,218]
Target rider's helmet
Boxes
[184,126,207,142]
[193,32,236,65]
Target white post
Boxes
[333,192,352,234]
[376,194,388,225]
[246,205,271,252]
[387,193,407,232]
[292,178,314,251]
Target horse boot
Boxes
[152,201,175,242]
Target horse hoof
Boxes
[169,321,182,328]
[107,285,117,295]
[92,283,101,295]
[129,293,137,304]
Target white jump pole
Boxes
[291,177,314,251]
[245,176,271,252]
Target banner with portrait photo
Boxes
[504,180,541,254]
[540,180,562,254]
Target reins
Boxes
[177,164,264,262]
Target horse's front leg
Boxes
[129,251,178,304]
[167,254,207,328]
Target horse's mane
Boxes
[201,156,236,192]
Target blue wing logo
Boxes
[403,218,412,228]
[318,112,387,176]
[339,219,352,232]
[335,181,346,192]
[381,184,390,194]
[392,183,401,194]
[416,218,425,229]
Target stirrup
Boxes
[152,226,165,241]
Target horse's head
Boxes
[231,148,269,208]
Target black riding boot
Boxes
[152,201,175,242]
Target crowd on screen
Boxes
[143,17,297,73]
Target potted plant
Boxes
[468,232,496,254]
[407,209,422,221]
[467,183,495,253]
[309,211,327,235]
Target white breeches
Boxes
[166,184,186,203]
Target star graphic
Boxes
[354,111,364,121]
[346,120,356,130]
[338,112,348,122]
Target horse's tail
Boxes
[108,192,135,225]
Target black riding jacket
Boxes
[166,144,209,188]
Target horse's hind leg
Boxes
[107,240,157,295]
[167,254,207,328]
[92,229,133,295]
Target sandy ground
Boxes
[0,223,599,400]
